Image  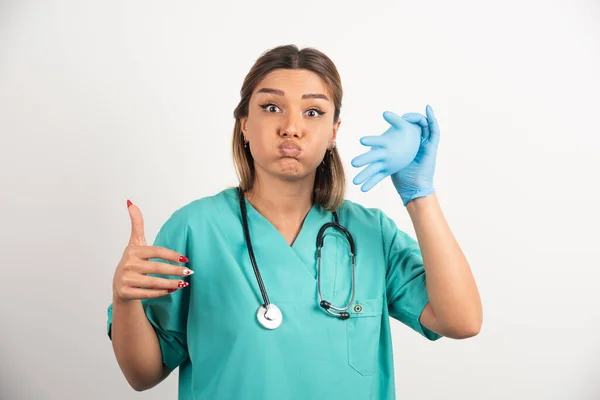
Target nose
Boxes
[279,112,302,138]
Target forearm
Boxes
[111,296,170,391]
[406,194,482,337]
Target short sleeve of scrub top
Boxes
[380,211,442,341]
[106,207,191,371]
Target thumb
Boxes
[382,111,410,130]
[127,200,147,246]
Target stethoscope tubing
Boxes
[238,186,356,322]
[239,188,271,307]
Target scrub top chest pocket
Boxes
[346,296,384,376]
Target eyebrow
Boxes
[256,87,330,101]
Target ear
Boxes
[330,118,341,146]
[240,117,247,136]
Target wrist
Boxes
[112,292,134,307]
[400,187,435,206]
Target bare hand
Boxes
[113,200,192,302]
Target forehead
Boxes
[254,69,330,98]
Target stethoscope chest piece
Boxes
[257,303,282,330]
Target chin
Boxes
[275,163,310,180]
[276,170,305,180]
[276,157,303,172]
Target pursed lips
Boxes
[278,141,301,157]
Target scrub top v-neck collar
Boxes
[241,196,320,249]
[240,195,329,283]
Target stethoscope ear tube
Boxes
[320,300,351,320]
[317,228,356,320]
[316,221,355,256]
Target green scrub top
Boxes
[107,187,441,399]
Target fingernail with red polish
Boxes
[168,281,189,293]
[179,255,189,263]
[127,200,133,207]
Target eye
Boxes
[306,108,326,118]
[259,103,280,113]
[259,103,327,118]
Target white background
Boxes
[1,1,599,399]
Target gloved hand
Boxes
[351,105,441,206]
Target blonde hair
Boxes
[232,44,346,212]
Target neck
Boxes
[244,174,315,228]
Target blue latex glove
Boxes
[351,104,441,206]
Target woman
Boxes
[107,44,482,399]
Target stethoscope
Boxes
[238,187,356,330]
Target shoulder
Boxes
[160,186,240,229]
[336,198,412,243]
[336,198,389,227]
